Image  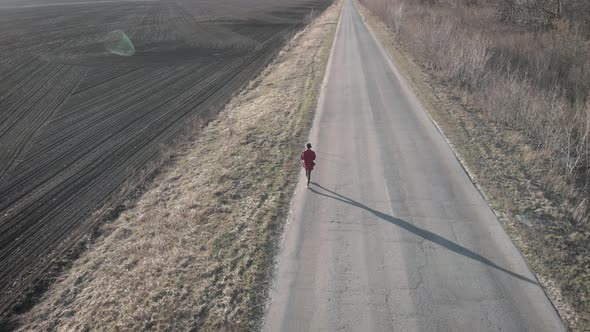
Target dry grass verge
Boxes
[15,1,341,330]
[356,2,589,331]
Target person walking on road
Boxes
[301,143,316,187]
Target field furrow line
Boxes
[0,65,83,179]
[0,61,222,211]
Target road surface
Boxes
[263,0,566,331]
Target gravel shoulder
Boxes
[13,1,340,330]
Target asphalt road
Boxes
[263,0,566,330]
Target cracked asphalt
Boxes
[263,0,566,330]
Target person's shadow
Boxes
[308,182,538,285]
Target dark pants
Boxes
[305,169,312,186]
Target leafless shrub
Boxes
[359,0,590,219]
[498,0,590,32]
[498,0,560,27]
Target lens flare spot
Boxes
[104,30,135,56]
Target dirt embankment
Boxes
[12,1,341,330]
[356,2,589,330]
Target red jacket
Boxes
[301,149,316,170]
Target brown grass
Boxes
[14,1,341,330]
[356,1,590,330]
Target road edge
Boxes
[260,1,344,329]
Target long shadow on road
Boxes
[308,182,538,285]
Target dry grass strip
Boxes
[16,2,341,330]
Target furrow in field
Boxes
[0,59,239,248]
[0,65,191,211]
[0,65,85,180]
[73,65,142,94]
[0,48,265,282]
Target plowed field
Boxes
[0,0,330,318]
